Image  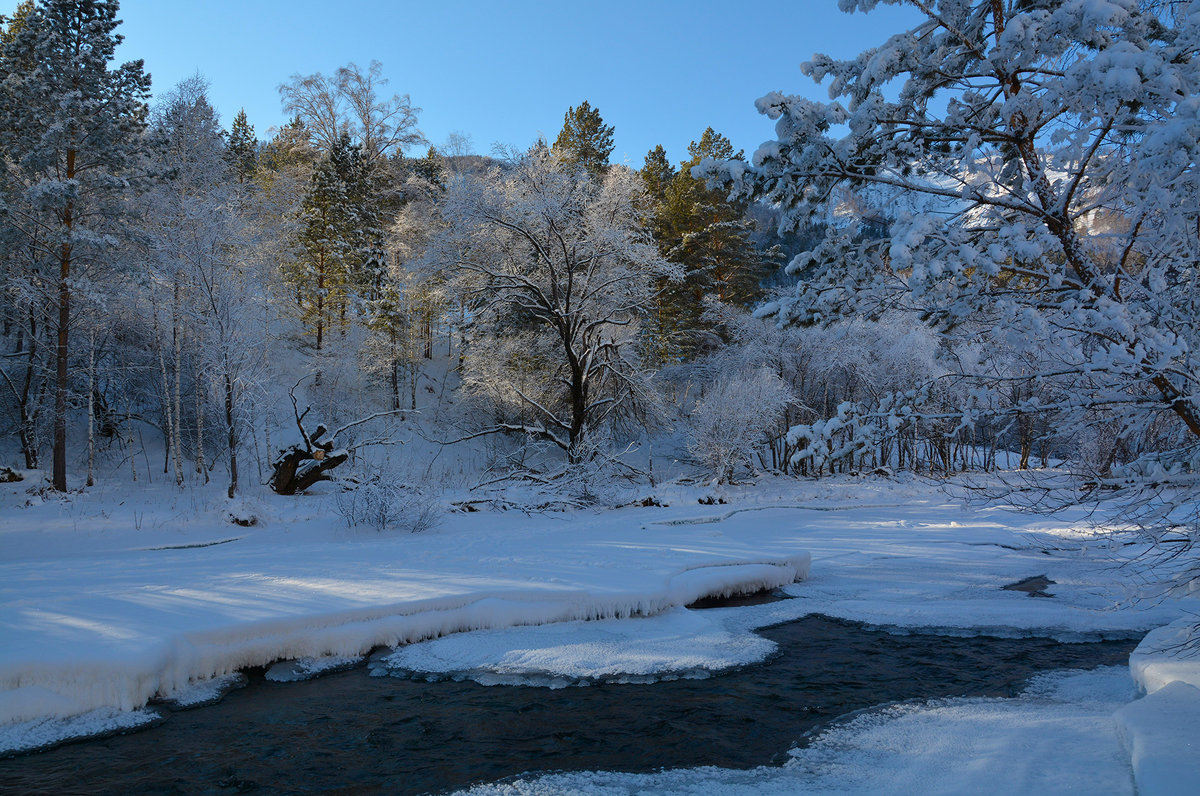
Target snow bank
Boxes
[1119,618,1200,795]
[1128,618,1200,694]
[375,605,775,686]
[0,554,809,735]
[1115,680,1200,796]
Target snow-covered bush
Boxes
[688,368,793,483]
[694,304,970,476]
[333,467,441,534]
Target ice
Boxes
[265,654,364,682]
[0,706,161,756]
[375,606,775,687]
[160,672,247,708]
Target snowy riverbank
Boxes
[2,474,1198,793]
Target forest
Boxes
[1,0,1198,562]
[4,1,1200,790]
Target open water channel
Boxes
[0,611,1138,795]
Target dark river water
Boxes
[0,614,1138,796]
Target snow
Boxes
[2,473,1199,793]
[1114,680,1200,796]
[160,672,247,707]
[0,706,161,757]
[0,475,811,733]
[1128,618,1200,694]
[373,605,775,687]
[265,654,364,682]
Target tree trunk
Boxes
[171,278,184,486]
[152,308,175,475]
[10,308,43,470]
[86,329,95,487]
[52,150,75,492]
[223,370,238,499]
[126,399,137,483]
[194,349,208,482]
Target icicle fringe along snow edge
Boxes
[0,556,810,730]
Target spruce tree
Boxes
[552,100,614,176]
[226,108,257,183]
[0,0,150,491]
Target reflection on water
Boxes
[0,615,1137,796]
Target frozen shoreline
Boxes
[2,476,1198,792]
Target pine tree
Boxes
[226,108,257,183]
[410,145,446,190]
[552,100,614,176]
[0,0,150,491]
[291,133,387,352]
[641,145,675,206]
[643,129,775,361]
[0,1,35,46]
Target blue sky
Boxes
[8,0,920,166]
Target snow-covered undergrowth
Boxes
[3,472,1199,793]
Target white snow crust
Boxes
[0,705,160,756]
[375,605,775,686]
[265,654,364,682]
[1115,680,1200,796]
[160,671,247,707]
[1128,618,1200,694]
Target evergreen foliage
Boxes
[552,100,614,176]
[292,133,387,352]
[642,128,776,362]
[0,0,150,491]
[226,108,257,183]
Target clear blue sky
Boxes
[7,0,921,166]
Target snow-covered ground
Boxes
[2,472,1198,793]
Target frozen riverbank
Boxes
[2,475,1198,792]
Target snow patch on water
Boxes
[374,606,774,687]
[160,672,247,707]
[265,654,364,682]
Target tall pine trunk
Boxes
[52,148,75,492]
[171,277,184,486]
[86,329,95,487]
[194,347,208,482]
